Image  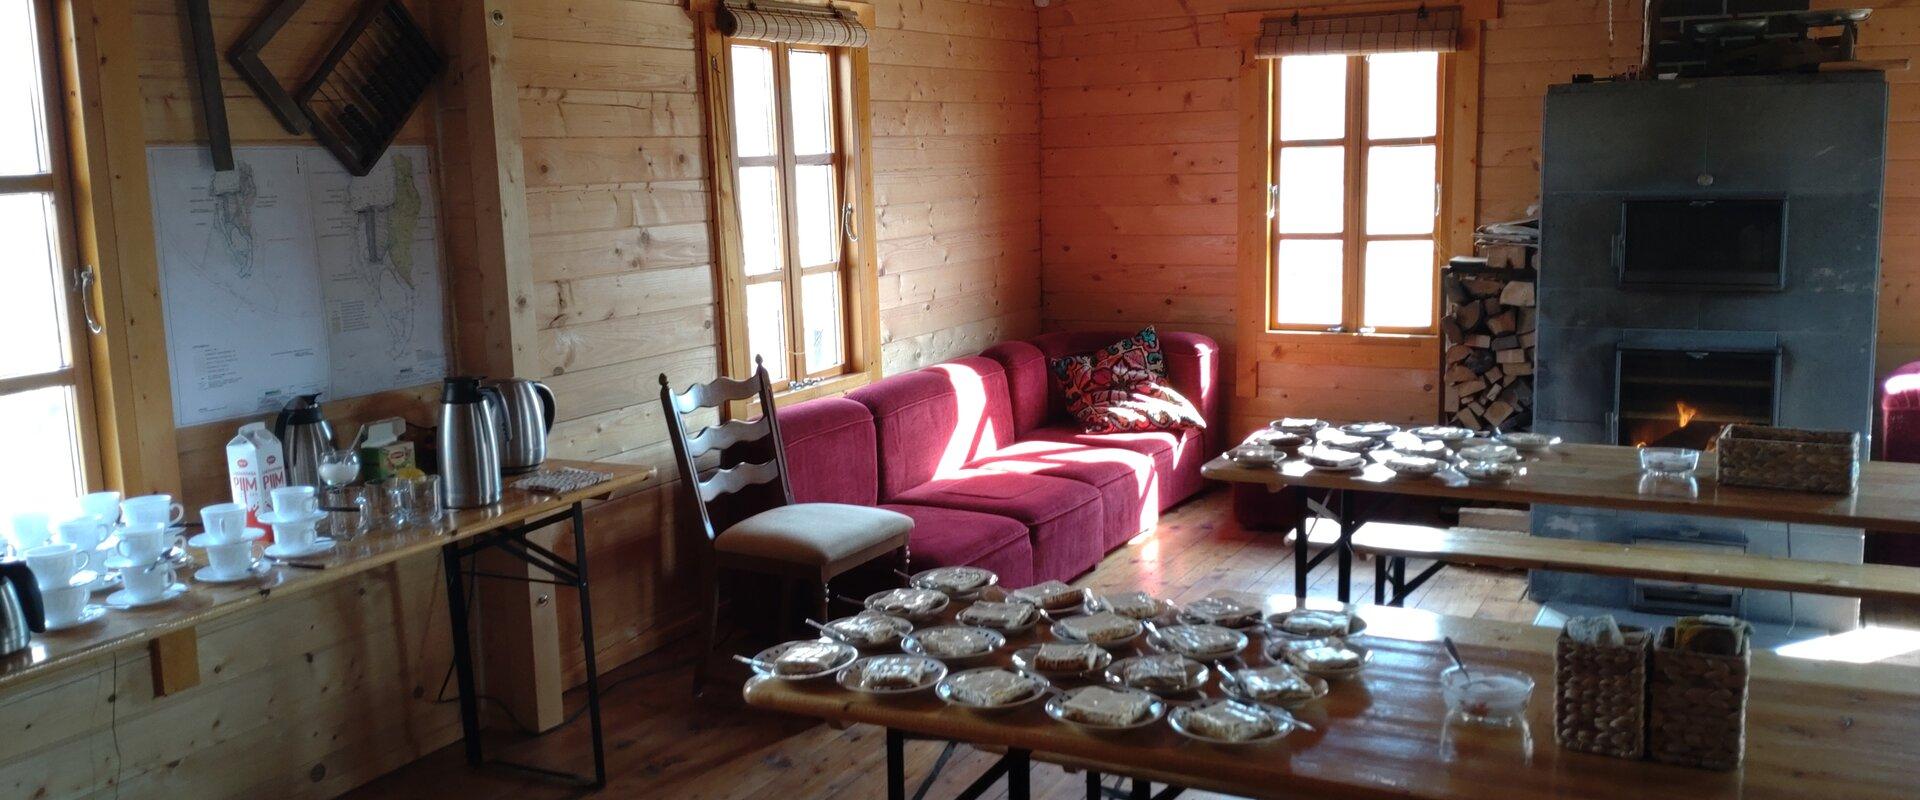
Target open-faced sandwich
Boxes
[907,625,1003,659]
[1054,612,1143,646]
[912,566,996,597]
[957,600,1039,631]
[825,612,912,648]
[1010,580,1086,611]
[1055,686,1155,728]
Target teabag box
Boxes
[228,421,287,529]
[354,417,416,483]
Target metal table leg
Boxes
[568,503,608,788]
[887,728,907,800]
[1293,489,1310,598]
[441,543,483,767]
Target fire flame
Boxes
[1675,401,1699,429]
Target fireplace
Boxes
[1613,348,1779,450]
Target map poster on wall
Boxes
[148,145,448,427]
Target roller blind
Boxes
[1256,7,1461,58]
[719,0,870,48]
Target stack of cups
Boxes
[26,541,94,627]
[190,503,262,581]
[265,487,326,556]
[113,521,184,604]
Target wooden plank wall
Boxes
[0,3,460,798]
[514,0,1042,685]
[1039,0,1920,436]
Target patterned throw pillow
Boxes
[1049,327,1205,434]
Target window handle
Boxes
[842,204,858,242]
[73,266,103,336]
[1268,184,1279,217]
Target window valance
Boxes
[1255,7,1461,58]
[718,0,870,48]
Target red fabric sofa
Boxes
[775,331,1221,584]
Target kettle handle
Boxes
[1,562,44,634]
[534,381,557,435]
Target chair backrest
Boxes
[659,359,795,542]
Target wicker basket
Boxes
[1554,626,1651,759]
[1715,424,1859,495]
[1648,627,1749,771]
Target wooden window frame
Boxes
[696,0,881,412]
[1229,2,1490,409]
[1269,53,1444,336]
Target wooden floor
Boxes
[345,489,1539,800]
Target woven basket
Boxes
[1715,424,1858,495]
[1554,627,1650,759]
[1648,627,1749,771]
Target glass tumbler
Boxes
[383,480,413,530]
[410,475,445,527]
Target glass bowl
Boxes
[1638,447,1700,475]
[1440,666,1534,726]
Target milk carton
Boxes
[228,421,287,528]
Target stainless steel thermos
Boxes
[436,377,504,508]
[274,393,334,488]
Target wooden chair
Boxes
[661,359,913,695]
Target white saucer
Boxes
[86,570,121,594]
[44,605,107,631]
[194,561,271,584]
[256,509,327,527]
[188,529,265,550]
[263,538,335,559]
[105,584,187,610]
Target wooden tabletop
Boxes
[0,460,654,693]
[1202,443,1920,533]
[744,599,1920,800]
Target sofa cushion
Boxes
[1025,424,1209,511]
[967,439,1158,549]
[891,470,1105,582]
[848,357,1019,499]
[777,397,878,506]
[1051,351,1206,435]
[1030,330,1222,452]
[716,503,912,568]
[880,503,1035,587]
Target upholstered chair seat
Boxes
[716,503,912,570]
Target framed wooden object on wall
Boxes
[692,0,881,416]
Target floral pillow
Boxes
[1049,327,1204,434]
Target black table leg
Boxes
[1374,550,1387,606]
[569,503,608,788]
[1336,490,1354,603]
[887,728,907,800]
[1131,777,1150,800]
[441,543,483,767]
[1006,749,1030,800]
[1293,489,1310,598]
[1085,770,1102,800]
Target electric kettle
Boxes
[0,560,44,658]
[437,377,504,508]
[490,378,556,474]
[274,393,334,488]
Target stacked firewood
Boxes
[1441,243,1536,431]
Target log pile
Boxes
[1441,243,1536,431]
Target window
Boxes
[0,0,98,508]
[721,40,868,391]
[1270,51,1442,334]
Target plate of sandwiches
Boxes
[836,655,947,696]
[751,639,859,681]
[1083,590,1176,622]
[1144,623,1249,662]
[1299,447,1367,473]
[821,612,914,650]
[1220,663,1329,709]
[1049,612,1145,650]
[1044,685,1167,733]
[1339,421,1400,440]
[936,667,1051,714]
[1317,432,1383,454]
[1265,636,1372,680]
[1008,580,1088,615]
[902,625,1006,665]
[864,587,952,622]
[1245,430,1311,452]
[911,566,999,600]
[1409,425,1476,446]
[956,600,1042,634]
[1270,417,1328,434]
[1011,642,1113,678]
[1103,654,1210,696]
[1265,608,1367,639]
[1177,594,1265,629]
[1167,698,1300,745]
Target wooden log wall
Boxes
[1039,0,1920,437]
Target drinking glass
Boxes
[410,475,445,527]
[384,480,413,530]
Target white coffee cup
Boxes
[272,519,318,551]
[41,583,90,627]
[199,503,248,543]
[122,559,178,603]
[7,512,51,555]
[54,516,111,552]
[271,486,319,516]
[117,523,184,563]
[26,543,92,589]
[121,494,184,526]
[76,491,122,523]
[202,531,258,577]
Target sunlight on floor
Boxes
[1775,626,1920,664]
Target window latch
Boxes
[1268,184,1280,217]
[842,204,858,242]
[72,265,103,335]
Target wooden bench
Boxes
[1351,523,1920,607]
